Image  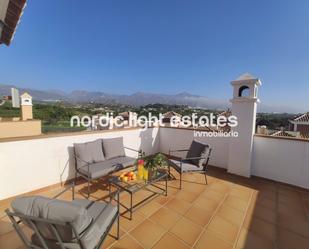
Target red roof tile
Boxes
[291,113,309,123]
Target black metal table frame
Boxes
[109,171,168,220]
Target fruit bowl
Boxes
[119,171,137,182]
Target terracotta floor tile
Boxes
[277,227,309,249]
[194,230,233,249]
[130,219,165,248]
[243,216,276,243]
[166,186,180,195]
[181,182,206,195]
[0,216,14,236]
[120,212,146,232]
[256,191,276,202]
[224,195,248,212]
[149,207,181,230]
[217,205,245,226]
[152,232,189,249]
[230,188,252,201]
[100,223,126,249]
[277,202,307,220]
[184,205,213,226]
[248,203,276,224]
[136,199,162,217]
[4,168,309,249]
[252,195,276,211]
[277,214,309,238]
[201,189,226,202]
[235,228,274,249]
[170,217,202,246]
[234,185,255,192]
[165,197,191,215]
[193,196,220,213]
[278,194,305,212]
[154,195,173,205]
[110,235,143,249]
[0,227,32,249]
[207,216,239,243]
[174,190,199,202]
[209,182,231,194]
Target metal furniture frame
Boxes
[75,147,143,198]
[5,184,120,249]
[109,169,168,220]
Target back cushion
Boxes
[11,196,92,242]
[186,140,209,167]
[102,137,125,159]
[74,139,105,169]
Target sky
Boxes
[0,0,309,112]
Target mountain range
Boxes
[0,84,304,113]
[0,84,228,109]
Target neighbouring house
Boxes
[162,111,181,125]
[2,95,12,100]
[0,92,41,139]
[270,129,301,138]
[217,109,232,132]
[289,112,309,139]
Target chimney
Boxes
[227,73,261,177]
[20,92,33,121]
[257,125,268,135]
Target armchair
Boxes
[5,184,120,249]
[168,140,212,189]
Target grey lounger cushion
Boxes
[169,159,204,172]
[74,139,105,169]
[72,199,117,249]
[102,137,125,159]
[186,140,209,167]
[12,196,117,249]
[11,196,92,242]
[79,156,136,179]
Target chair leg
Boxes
[204,171,208,185]
[168,165,171,178]
[87,179,90,199]
[74,171,77,200]
[116,214,120,240]
[179,172,182,189]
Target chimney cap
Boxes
[20,92,32,98]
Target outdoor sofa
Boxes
[5,184,120,249]
[168,140,212,189]
[74,137,142,198]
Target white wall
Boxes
[252,136,309,189]
[0,128,159,200]
[2,127,309,200]
[159,127,230,169]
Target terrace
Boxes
[0,126,309,249]
[0,75,309,249]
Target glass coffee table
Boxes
[109,169,168,220]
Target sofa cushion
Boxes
[31,199,118,249]
[74,139,105,169]
[11,196,92,242]
[72,199,118,249]
[102,137,125,159]
[186,140,209,167]
[78,156,136,179]
[169,159,204,172]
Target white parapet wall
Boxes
[1,127,309,200]
[0,127,159,200]
[159,127,230,169]
[252,135,309,189]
